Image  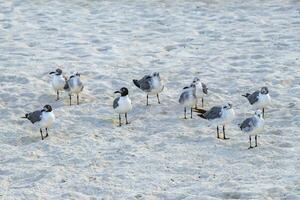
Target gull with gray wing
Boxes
[21,105,55,140]
[194,103,235,139]
[64,72,84,106]
[192,77,208,108]
[113,87,132,126]
[49,68,67,101]
[242,87,271,118]
[179,83,197,119]
[133,72,164,106]
[240,110,265,149]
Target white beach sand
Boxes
[1,0,300,199]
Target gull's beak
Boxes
[49,72,55,74]
[114,91,121,94]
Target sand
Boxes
[1,0,300,199]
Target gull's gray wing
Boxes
[201,82,208,94]
[203,106,222,120]
[26,110,43,124]
[138,75,151,91]
[240,117,256,132]
[247,91,259,105]
[68,79,75,89]
[113,97,120,109]
[179,90,189,104]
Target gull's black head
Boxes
[50,68,62,75]
[75,72,81,77]
[43,105,52,112]
[223,103,232,110]
[261,87,269,94]
[115,87,129,96]
[56,68,62,75]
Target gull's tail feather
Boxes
[193,108,207,114]
[133,80,140,88]
[198,114,206,119]
[194,108,207,119]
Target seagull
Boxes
[64,73,84,106]
[240,110,265,149]
[192,77,208,108]
[113,87,132,126]
[194,103,235,140]
[133,72,164,106]
[21,105,55,140]
[242,87,271,118]
[179,83,197,119]
[49,68,67,101]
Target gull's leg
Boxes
[45,128,49,138]
[157,94,160,104]
[40,128,44,140]
[69,94,72,106]
[202,98,204,108]
[119,114,122,126]
[263,108,265,118]
[255,135,258,147]
[248,136,253,149]
[125,113,129,124]
[190,107,193,119]
[217,126,220,138]
[184,107,187,119]
[223,125,230,140]
[146,94,149,106]
[56,91,59,101]
[77,94,79,105]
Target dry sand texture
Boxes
[1,0,300,199]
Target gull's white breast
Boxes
[181,91,197,107]
[70,77,83,94]
[255,93,271,108]
[249,117,265,136]
[149,77,163,95]
[39,111,55,129]
[52,75,65,91]
[215,108,235,126]
[115,96,132,114]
